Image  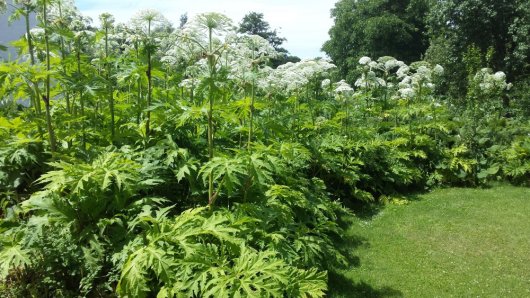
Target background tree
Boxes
[425,0,530,96]
[322,0,430,82]
[238,11,300,67]
[179,12,187,29]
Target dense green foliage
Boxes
[330,185,530,297]
[0,0,529,297]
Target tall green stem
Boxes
[57,2,70,113]
[145,20,152,136]
[76,40,86,150]
[207,27,215,207]
[43,0,57,153]
[24,6,40,115]
[104,25,115,141]
[247,51,256,151]
[136,44,142,125]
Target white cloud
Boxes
[76,0,336,58]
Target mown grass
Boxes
[330,185,530,297]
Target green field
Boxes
[330,185,530,297]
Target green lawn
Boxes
[330,185,530,297]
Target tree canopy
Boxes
[238,11,300,67]
[323,0,530,94]
[238,11,286,53]
[426,0,530,94]
[322,0,430,81]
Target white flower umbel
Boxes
[29,27,45,37]
[227,34,278,86]
[321,79,331,89]
[433,64,444,76]
[399,76,412,89]
[493,71,506,82]
[274,59,336,94]
[396,65,410,79]
[131,9,171,35]
[334,80,353,94]
[355,70,384,89]
[399,87,415,98]
[181,12,234,49]
[474,68,509,93]
[384,59,398,70]
[359,56,371,65]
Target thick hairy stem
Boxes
[207,27,215,207]
[165,69,169,101]
[248,70,255,151]
[207,73,215,206]
[346,101,350,137]
[43,1,57,153]
[408,98,413,145]
[383,73,388,111]
[77,45,86,150]
[137,81,142,125]
[25,9,35,66]
[58,2,70,113]
[24,9,39,114]
[136,45,142,125]
[145,20,152,137]
[105,27,115,141]
[146,50,152,136]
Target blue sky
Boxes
[75,0,337,59]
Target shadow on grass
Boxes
[339,234,368,266]
[339,189,428,221]
[339,198,384,220]
[329,195,410,297]
[332,213,368,268]
[328,229,402,297]
[328,271,403,298]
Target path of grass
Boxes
[330,185,530,297]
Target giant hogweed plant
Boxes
[441,67,515,185]
[0,9,346,296]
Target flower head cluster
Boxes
[353,56,446,100]
[396,62,444,98]
[333,80,354,102]
[271,59,336,93]
[355,56,405,88]
[376,56,402,73]
[474,68,511,93]
[29,27,45,37]
[130,9,171,35]
[321,79,331,89]
[334,80,353,94]
[180,12,234,49]
[359,56,371,65]
[232,34,277,62]
[163,13,340,97]
[359,56,403,72]
[47,0,82,28]
[227,34,278,85]
[164,13,236,66]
